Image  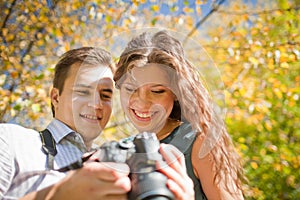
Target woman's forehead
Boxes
[125,63,176,86]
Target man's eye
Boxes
[75,90,89,95]
[101,93,112,100]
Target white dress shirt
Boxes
[0,119,90,200]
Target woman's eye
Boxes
[152,90,165,94]
[125,87,135,92]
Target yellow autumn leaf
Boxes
[239,87,246,96]
[0,74,7,86]
[183,7,193,13]
[240,144,248,151]
[265,120,272,131]
[273,163,282,171]
[267,144,277,152]
[32,104,41,113]
[280,62,289,68]
[30,14,38,23]
[186,16,194,27]
[2,28,8,37]
[10,108,16,117]
[249,56,259,66]
[123,18,131,26]
[152,5,159,12]
[37,40,44,46]
[273,88,283,99]
[196,6,201,15]
[250,161,258,169]
[286,175,295,186]
[238,137,245,143]
[196,0,204,5]
[260,149,266,156]
[267,60,274,70]
[132,0,139,6]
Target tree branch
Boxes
[20,1,59,64]
[0,1,60,122]
[218,6,300,15]
[0,0,17,43]
[1,0,17,31]
[183,0,225,44]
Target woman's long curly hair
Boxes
[114,30,245,194]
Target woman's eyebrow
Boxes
[122,82,135,86]
[150,84,165,87]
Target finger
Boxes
[167,179,194,200]
[96,176,131,195]
[157,161,181,183]
[103,194,128,200]
[158,144,195,199]
[159,143,186,174]
[167,179,183,200]
[159,165,195,200]
[83,162,130,181]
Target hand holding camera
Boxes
[59,132,175,200]
[95,132,175,200]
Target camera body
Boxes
[95,132,174,200]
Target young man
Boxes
[0,47,131,199]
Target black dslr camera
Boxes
[94,132,174,200]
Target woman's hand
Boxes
[158,143,195,200]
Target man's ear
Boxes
[50,88,60,108]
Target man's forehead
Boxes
[75,64,113,82]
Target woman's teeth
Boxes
[134,110,152,118]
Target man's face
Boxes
[52,63,114,144]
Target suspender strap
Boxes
[39,129,57,169]
[168,123,196,154]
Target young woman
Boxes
[114,30,245,199]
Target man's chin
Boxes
[77,126,103,135]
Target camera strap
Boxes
[39,129,57,169]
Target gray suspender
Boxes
[39,129,57,169]
[168,123,196,154]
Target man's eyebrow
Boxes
[101,88,113,93]
[74,84,92,89]
[74,84,113,93]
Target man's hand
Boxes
[21,162,131,200]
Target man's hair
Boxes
[51,47,114,116]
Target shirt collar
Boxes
[47,119,75,143]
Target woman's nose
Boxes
[134,88,151,103]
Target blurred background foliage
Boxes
[0,0,299,199]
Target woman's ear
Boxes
[50,88,60,108]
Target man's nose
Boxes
[88,94,103,109]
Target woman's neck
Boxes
[156,119,182,140]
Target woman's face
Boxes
[119,64,177,135]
